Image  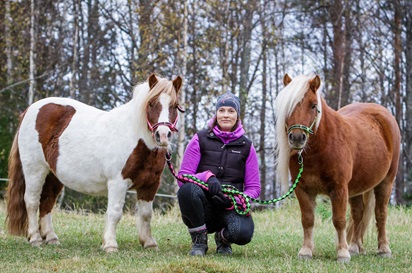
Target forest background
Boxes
[0,0,411,210]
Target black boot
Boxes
[215,230,232,255]
[189,230,208,256]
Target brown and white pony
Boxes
[6,74,183,252]
[275,74,401,262]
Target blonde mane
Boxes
[274,74,323,192]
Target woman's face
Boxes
[216,106,238,132]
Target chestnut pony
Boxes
[6,74,183,252]
[275,74,401,262]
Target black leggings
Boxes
[177,182,254,245]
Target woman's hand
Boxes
[212,192,233,208]
[207,176,222,196]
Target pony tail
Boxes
[346,190,375,243]
[6,131,28,236]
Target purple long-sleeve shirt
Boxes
[177,120,261,199]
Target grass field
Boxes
[0,199,411,273]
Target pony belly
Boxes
[55,163,109,196]
[57,175,109,196]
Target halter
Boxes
[287,106,321,135]
[147,105,185,133]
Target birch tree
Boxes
[70,0,79,98]
[175,0,188,176]
[392,0,404,204]
[28,0,37,105]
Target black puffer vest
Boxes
[196,129,252,191]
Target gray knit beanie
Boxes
[216,92,241,115]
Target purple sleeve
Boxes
[177,134,214,187]
[243,144,261,199]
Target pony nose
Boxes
[155,127,172,146]
[288,132,307,145]
[155,131,161,143]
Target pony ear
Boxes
[172,76,183,92]
[283,74,292,86]
[148,74,158,89]
[309,75,321,92]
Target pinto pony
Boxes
[274,74,401,262]
[6,74,183,252]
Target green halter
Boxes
[287,106,321,135]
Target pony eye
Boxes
[312,104,317,109]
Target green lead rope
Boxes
[166,151,304,215]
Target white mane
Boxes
[274,75,323,192]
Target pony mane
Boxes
[274,74,323,192]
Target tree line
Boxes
[0,0,411,208]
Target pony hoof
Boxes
[30,240,43,248]
[141,237,158,249]
[144,244,159,250]
[104,246,119,253]
[47,238,61,245]
[298,247,313,260]
[349,244,360,255]
[378,245,391,258]
[378,252,391,258]
[298,255,312,260]
[337,257,351,263]
[337,249,351,262]
[144,242,158,249]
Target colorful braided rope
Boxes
[166,152,303,215]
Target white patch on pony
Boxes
[274,75,323,193]
[155,93,172,146]
[101,177,129,252]
[40,213,60,244]
[136,199,158,248]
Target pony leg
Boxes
[23,168,49,247]
[135,199,158,249]
[348,190,375,255]
[347,195,365,255]
[39,173,64,245]
[374,181,393,257]
[330,187,350,262]
[102,179,129,253]
[295,187,316,259]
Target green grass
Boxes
[0,199,411,273]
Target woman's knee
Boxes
[177,183,205,205]
[226,217,254,245]
[233,228,254,245]
[178,183,203,195]
[177,183,192,198]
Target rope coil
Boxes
[166,151,304,215]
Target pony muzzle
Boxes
[154,126,173,146]
[288,130,308,150]
[287,125,312,150]
[147,119,178,146]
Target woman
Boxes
[177,92,261,256]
